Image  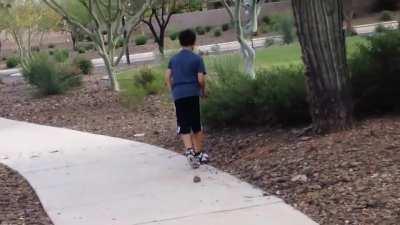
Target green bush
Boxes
[169,30,179,41]
[202,56,309,126]
[259,23,270,34]
[262,16,271,25]
[116,39,124,48]
[22,54,82,95]
[349,29,400,115]
[222,23,230,31]
[135,35,148,45]
[53,48,70,63]
[273,15,295,44]
[119,67,165,107]
[205,26,212,32]
[213,29,222,37]
[195,26,206,35]
[78,42,95,51]
[73,57,93,75]
[380,11,393,21]
[48,44,55,49]
[375,24,389,33]
[78,47,86,54]
[31,46,40,52]
[6,56,19,68]
[132,67,165,95]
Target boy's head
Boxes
[179,29,196,48]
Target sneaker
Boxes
[195,152,209,164]
[184,149,200,169]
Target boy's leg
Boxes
[192,131,204,153]
[181,134,193,150]
[175,97,194,151]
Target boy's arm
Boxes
[198,72,206,97]
[165,69,172,91]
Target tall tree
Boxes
[141,0,178,56]
[0,0,60,60]
[292,0,353,133]
[42,0,153,91]
[223,0,262,78]
[343,0,356,35]
[63,0,92,51]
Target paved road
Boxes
[1,21,398,79]
[0,118,318,225]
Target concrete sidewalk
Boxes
[0,118,318,225]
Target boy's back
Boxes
[168,49,206,101]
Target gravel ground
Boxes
[0,76,399,225]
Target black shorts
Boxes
[174,96,202,135]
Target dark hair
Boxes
[179,29,196,47]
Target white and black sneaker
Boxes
[184,149,200,169]
[195,152,209,164]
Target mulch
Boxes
[0,75,399,225]
[0,164,53,225]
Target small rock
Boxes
[134,133,146,137]
[291,174,308,183]
[193,176,201,183]
[49,150,60,154]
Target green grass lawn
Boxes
[118,36,367,96]
[256,36,367,68]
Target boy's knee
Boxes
[177,126,191,135]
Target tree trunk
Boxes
[344,0,356,35]
[159,28,165,56]
[292,0,353,133]
[103,55,120,92]
[234,0,256,78]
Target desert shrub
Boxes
[222,23,230,31]
[53,48,70,63]
[78,47,86,54]
[135,35,148,45]
[264,38,275,47]
[202,56,309,126]
[375,24,389,33]
[119,67,165,107]
[6,56,19,68]
[213,29,222,37]
[259,23,270,34]
[73,56,93,75]
[380,11,393,21]
[116,39,124,48]
[78,42,95,51]
[22,54,82,95]
[262,16,271,25]
[31,46,40,52]
[195,26,206,35]
[169,30,179,41]
[205,26,212,32]
[270,15,295,44]
[48,44,55,49]
[132,67,165,95]
[349,29,400,115]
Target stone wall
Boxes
[163,0,379,31]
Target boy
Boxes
[165,29,209,169]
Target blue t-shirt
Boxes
[168,49,206,101]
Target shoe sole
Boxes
[187,155,200,169]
